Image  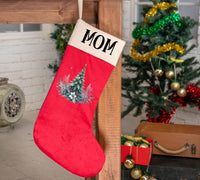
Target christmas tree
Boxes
[122,0,200,123]
[57,64,93,104]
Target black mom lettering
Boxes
[81,29,118,55]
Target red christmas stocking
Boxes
[33,19,125,177]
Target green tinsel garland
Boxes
[132,12,181,39]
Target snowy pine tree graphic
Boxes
[57,64,93,104]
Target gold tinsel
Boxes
[169,57,184,63]
[131,39,184,62]
[144,2,177,23]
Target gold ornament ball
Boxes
[154,69,164,77]
[140,175,149,180]
[139,143,149,148]
[165,70,175,79]
[124,158,134,169]
[162,96,168,100]
[149,177,158,180]
[124,141,134,146]
[170,82,180,91]
[177,88,187,97]
[131,169,142,179]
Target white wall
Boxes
[0,24,58,112]
[121,1,200,135]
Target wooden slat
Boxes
[0,0,98,24]
[97,0,122,180]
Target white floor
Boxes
[0,111,83,180]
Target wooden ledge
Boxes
[0,0,98,24]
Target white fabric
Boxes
[78,0,83,19]
[68,19,126,66]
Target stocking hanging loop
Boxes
[78,0,83,19]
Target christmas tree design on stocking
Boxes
[58,64,93,104]
[33,19,125,177]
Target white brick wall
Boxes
[121,1,200,133]
[0,25,58,112]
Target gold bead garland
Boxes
[131,39,185,62]
[144,2,177,23]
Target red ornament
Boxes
[147,85,200,123]
[187,84,200,99]
[196,100,200,110]
[147,107,176,123]
[170,95,187,107]
[149,86,160,96]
